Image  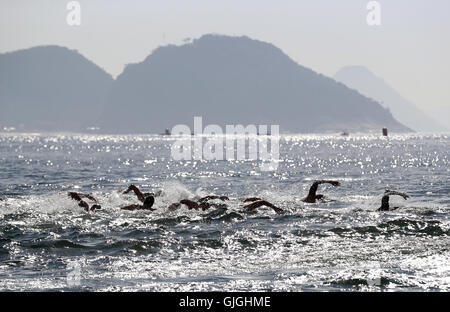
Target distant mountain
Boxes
[103,34,410,133]
[0,37,411,134]
[0,46,113,131]
[334,66,447,132]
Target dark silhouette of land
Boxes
[1,35,411,133]
[334,66,447,132]
[104,35,410,133]
[0,46,113,132]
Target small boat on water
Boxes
[160,128,171,135]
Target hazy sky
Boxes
[1,0,449,126]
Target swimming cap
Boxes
[143,196,155,208]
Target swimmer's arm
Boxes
[243,197,262,203]
[123,185,146,202]
[385,191,409,200]
[199,195,230,202]
[244,200,283,213]
[316,180,341,187]
[120,204,141,211]
[68,192,83,201]
[68,192,98,203]
[90,204,102,211]
[262,201,283,213]
[305,180,340,200]
[77,200,90,211]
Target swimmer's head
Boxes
[91,204,102,211]
[198,201,210,210]
[143,196,155,209]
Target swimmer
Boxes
[198,195,229,202]
[168,195,281,213]
[68,192,101,211]
[121,195,155,211]
[121,184,156,211]
[123,184,157,201]
[243,199,283,213]
[377,190,410,211]
[168,199,227,211]
[168,193,230,211]
[302,180,341,203]
[206,196,282,213]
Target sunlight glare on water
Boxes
[0,133,449,291]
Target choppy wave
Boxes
[0,133,449,291]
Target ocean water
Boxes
[0,132,449,291]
